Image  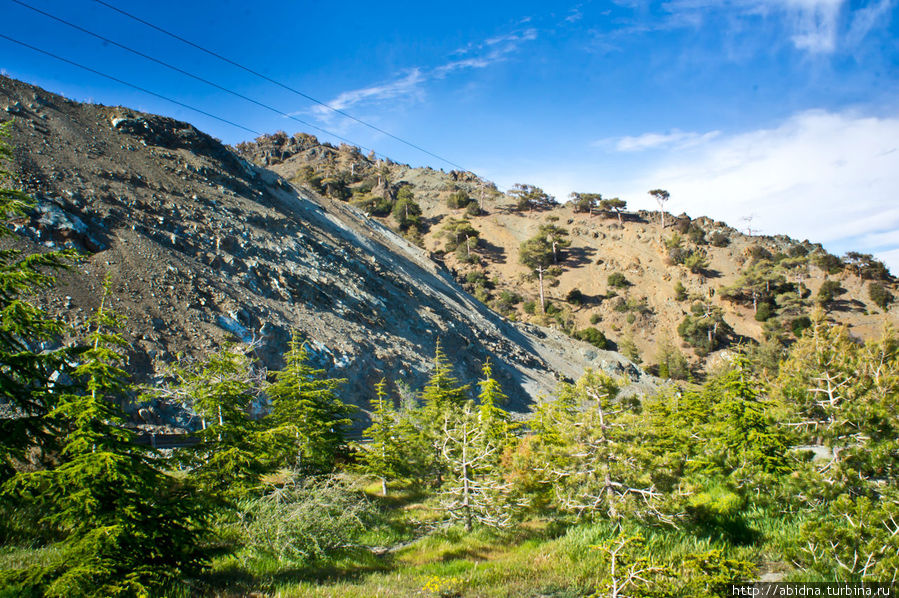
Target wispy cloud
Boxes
[627,0,891,55]
[778,0,845,53]
[309,27,538,122]
[322,69,426,113]
[601,129,721,152]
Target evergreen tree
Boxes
[2,282,206,597]
[169,345,267,503]
[527,371,661,521]
[268,332,354,474]
[359,378,401,496]
[476,359,512,449]
[420,340,470,414]
[0,121,77,479]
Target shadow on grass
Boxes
[199,548,395,595]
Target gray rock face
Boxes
[0,75,657,424]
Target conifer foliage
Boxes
[268,332,354,474]
[2,282,205,597]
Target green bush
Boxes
[791,316,812,337]
[813,251,843,274]
[465,270,490,287]
[523,300,537,315]
[589,313,601,325]
[465,200,482,217]
[709,231,730,247]
[566,288,585,306]
[573,327,608,349]
[869,282,893,311]
[816,280,842,305]
[674,281,688,301]
[754,302,773,322]
[607,272,628,288]
[447,190,471,209]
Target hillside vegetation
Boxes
[240,131,898,380]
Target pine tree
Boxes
[359,378,399,495]
[268,332,354,474]
[168,344,267,503]
[1,281,206,597]
[420,340,469,414]
[476,359,512,450]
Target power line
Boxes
[91,0,469,172]
[0,33,260,135]
[11,0,379,156]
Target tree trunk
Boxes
[462,423,472,532]
[616,210,622,225]
[381,477,388,497]
[537,268,546,313]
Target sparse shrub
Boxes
[493,290,522,314]
[607,272,628,288]
[869,282,893,310]
[656,338,691,380]
[816,279,842,306]
[688,225,707,245]
[626,313,636,324]
[791,316,812,337]
[747,245,773,262]
[465,200,482,217]
[674,281,688,301]
[237,474,378,563]
[545,301,561,316]
[620,335,640,363]
[566,288,585,306]
[709,231,730,247]
[755,303,773,322]
[466,270,490,287]
[589,313,601,325]
[573,327,608,349]
[523,300,537,315]
[813,251,844,274]
[683,250,709,274]
[447,190,471,209]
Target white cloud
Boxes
[310,27,538,121]
[612,109,899,273]
[660,0,860,54]
[846,0,894,47]
[316,69,426,115]
[605,129,721,151]
[777,0,845,53]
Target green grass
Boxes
[0,477,821,597]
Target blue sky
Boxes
[3,0,899,270]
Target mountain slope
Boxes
[0,75,653,421]
[239,132,898,372]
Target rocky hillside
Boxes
[0,75,655,424]
[238,132,898,373]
